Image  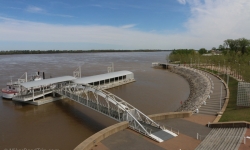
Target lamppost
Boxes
[239,64,240,80]
[209,60,211,70]
[198,58,200,68]
[206,59,208,70]
[220,80,223,110]
[227,62,230,85]
[233,60,236,77]
[218,61,220,75]
[211,62,214,73]
[223,59,226,74]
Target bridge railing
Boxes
[55,84,168,142]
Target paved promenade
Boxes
[91,114,215,150]
[199,71,226,115]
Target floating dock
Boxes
[11,70,135,105]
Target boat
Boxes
[1,72,44,99]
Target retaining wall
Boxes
[74,111,192,150]
[149,111,192,121]
[169,65,211,112]
[209,121,250,128]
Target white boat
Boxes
[1,87,18,99]
[1,72,44,99]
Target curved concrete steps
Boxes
[198,71,226,116]
[195,128,247,150]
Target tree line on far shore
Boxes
[0,49,169,55]
[169,37,250,82]
[170,38,250,56]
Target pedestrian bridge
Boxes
[55,83,178,142]
[11,69,177,142]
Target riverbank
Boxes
[169,66,211,112]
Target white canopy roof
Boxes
[73,71,133,84]
[21,76,76,88]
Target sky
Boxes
[0,0,250,50]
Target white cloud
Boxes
[120,24,136,29]
[0,17,171,49]
[185,0,250,40]
[26,6,44,13]
[177,0,186,5]
[25,5,73,18]
[1,0,250,50]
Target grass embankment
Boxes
[219,75,250,122]
[199,67,250,122]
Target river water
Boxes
[0,52,189,150]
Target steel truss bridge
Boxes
[55,83,177,142]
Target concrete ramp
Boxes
[139,121,177,142]
[151,130,176,142]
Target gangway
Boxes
[55,83,178,142]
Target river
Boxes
[0,52,189,150]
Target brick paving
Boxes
[239,128,250,150]
[182,114,216,126]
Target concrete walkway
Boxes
[92,114,215,150]
[198,71,227,115]
[157,116,212,139]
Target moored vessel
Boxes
[1,72,43,99]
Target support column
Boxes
[117,106,120,121]
[43,86,45,99]
[32,88,34,101]
[25,72,27,82]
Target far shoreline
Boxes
[0,50,172,55]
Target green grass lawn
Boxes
[196,67,250,122]
[219,76,250,122]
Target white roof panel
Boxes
[73,71,133,84]
[21,76,76,88]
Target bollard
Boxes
[197,133,199,140]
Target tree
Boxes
[218,45,225,51]
[237,38,250,55]
[224,39,239,53]
[198,48,207,55]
